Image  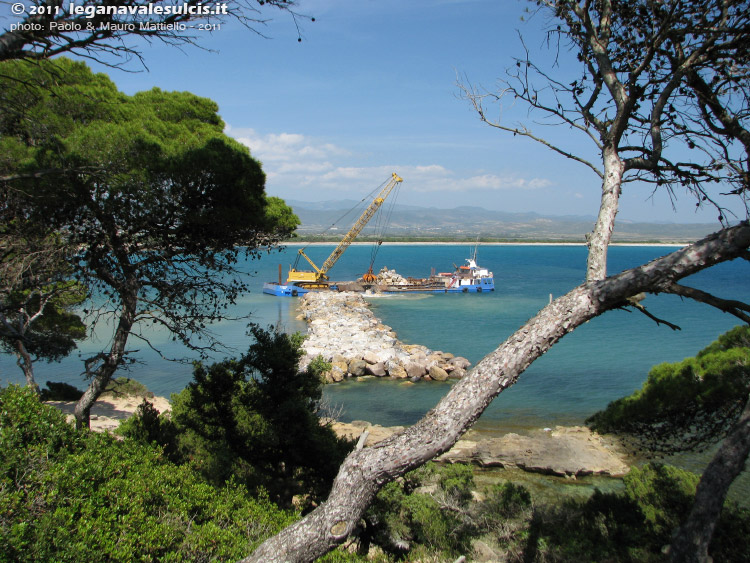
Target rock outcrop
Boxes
[298,292,470,383]
[438,426,629,477]
[330,421,629,477]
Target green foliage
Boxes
[587,325,750,451]
[0,230,87,382]
[128,326,353,506]
[522,462,749,563]
[264,195,301,236]
[1,57,300,391]
[39,381,84,401]
[483,481,532,519]
[698,325,750,357]
[365,462,476,557]
[3,387,748,563]
[102,377,154,400]
[116,398,178,457]
[0,385,80,467]
[0,280,87,358]
[622,463,699,537]
[308,354,333,381]
[0,384,295,562]
[361,460,750,562]
[435,462,475,504]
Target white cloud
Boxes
[314,166,551,193]
[226,126,348,164]
[226,126,553,201]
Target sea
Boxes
[2,242,749,437]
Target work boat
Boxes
[376,251,495,294]
[436,255,495,293]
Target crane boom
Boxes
[287,172,403,285]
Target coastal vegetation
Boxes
[254,1,750,559]
[0,57,299,430]
[118,326,353,507]
[3,379,749,562]
[1,0,749,562]
[588,325,750,453]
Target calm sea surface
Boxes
[2,243,749,435]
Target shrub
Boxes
[483,481,532,520]
[623,463,699,538]
[365,462,476,558]
[39,380,84,401]
[116,398,178,456]
[0,385,295,562]
[126,326,353,507]
[521,462,750,562]
[308,354,333,381]
[0,384,80,469]
[587,325,750,452]
[101,377,154,399]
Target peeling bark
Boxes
[15,338,39,396]
[669,395,750,563]
[245,222,750,563]
[587,147,624,281]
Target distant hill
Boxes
[285,200,717,243]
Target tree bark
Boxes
[73,289,137,430]
[15,338,39,396]
[669,395,750,563]
[244,222,750,563]
[587,147,624,281]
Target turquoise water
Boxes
[2,243,749,436]
[320,244,750,432]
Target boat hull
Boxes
[381,277,494,294]
[262,278,494,296]
[262,282,307,297]
[262,282,340,297]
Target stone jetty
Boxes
[297,292,471,383]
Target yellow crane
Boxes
[287,172,403,287]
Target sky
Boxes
[71,0,745,224]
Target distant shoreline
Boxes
[283,241,687,248]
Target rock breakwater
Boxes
[297,292,471,383]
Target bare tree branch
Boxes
[456,79,604,178]
[665,282,750,324]
[620,294,683,330]
[0,0,309,66]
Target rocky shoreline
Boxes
[47,397,629,477]
[297,292,471,383]
[296,291,629,477]
[331,420,629,477]
[45,290,629,478]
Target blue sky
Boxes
[77,0,742,224]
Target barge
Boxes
[262,252,494,297]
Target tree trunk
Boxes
[74,289,137,430]
[244,222,750,563]
[669,395,750,563]
[587,147,624,281]
[15,339,39,396]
